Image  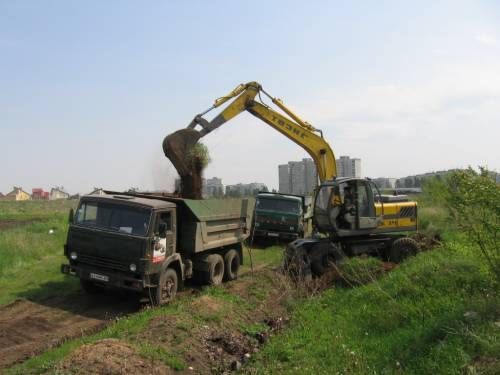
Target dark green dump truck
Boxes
[61,192,252,305]
[252,192,306,241]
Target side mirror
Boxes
[68,208,74,224]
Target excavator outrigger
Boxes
[163,82,420,276]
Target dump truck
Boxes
[61,191,253,305]
[252,192,306,241]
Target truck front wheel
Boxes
[154,268,178,306]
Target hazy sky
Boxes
[1,1,499,194]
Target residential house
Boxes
[2,186,31,201]
[32,188,50,200]
[50,186,70,200]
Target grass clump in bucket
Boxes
[185,143,211,171]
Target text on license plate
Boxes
[90,273,109,282]
[268,232,279,237]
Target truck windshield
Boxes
[74,200,151,236]
[256,198,301,214]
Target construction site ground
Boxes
[1,202,497,374]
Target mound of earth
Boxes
[57,339,172,375]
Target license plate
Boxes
[268,232,279,237]
[89,273,109,282]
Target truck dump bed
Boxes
[179,198,254,253]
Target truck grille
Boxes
[77,254,130,272]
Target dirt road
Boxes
[0,292,139,369]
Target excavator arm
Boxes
[163,81,337,182]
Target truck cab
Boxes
[252,192,305,241]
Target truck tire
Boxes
[80,279,102,294]
[223,249,240,281]
[389,237,420,263]
[153,268,178,306]
[203,254,225,285]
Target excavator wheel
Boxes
[389,237,420,263]
[310,244,343,277]
[283,241,312,281]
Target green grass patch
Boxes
[252,246,499,374]
[0,208,78,305]
[241,245,284,272]
[0,200,76,221]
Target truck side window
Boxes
[156,212,172,236]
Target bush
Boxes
[425,167,499,283]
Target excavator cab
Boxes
[313,178,383,236]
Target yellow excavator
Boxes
[163,82,420,276]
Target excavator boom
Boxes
[163,82,336,185]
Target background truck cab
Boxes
[252,192,306,241]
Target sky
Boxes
[1,0,499,194]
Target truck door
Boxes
[154,210,176,261]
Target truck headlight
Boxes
[255,222,260,227]
[70,252,77,260]
[129,263,137,272]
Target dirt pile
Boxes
[162,128,207,199]
[57,339,172,375]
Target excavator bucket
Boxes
[162,128,202,176]
[163,128,204,199]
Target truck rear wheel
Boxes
[389,237,420,263]
[203,254,225,285]
[153,268,178,306]
[223,249,240,281]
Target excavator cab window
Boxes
[313,184,335,231]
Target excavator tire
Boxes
[310,245,342,277]
[284,241,312,281]
[389,237,420,263]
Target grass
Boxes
[252,246,499,374]
[0,200,75,220]
[3,198,499,374]
[0,200,78,305]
